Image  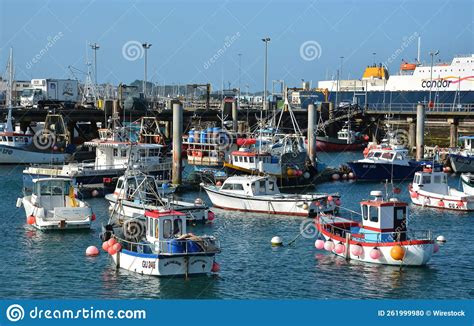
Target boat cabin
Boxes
[459,136,474,152]
[359,191,408,241]
[31,178,77,211]
[412,167,448,195]
[364,148,408,163]
[219,176,279,196]
[145,210,187,243]
[230,148,279,173]
[113,174,171,203]
[337,128,357,144]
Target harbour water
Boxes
[2,152,473,299]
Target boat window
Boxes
[39,180,68,196]
[7,136,12,142]
[373,152,382,158]
[139,149,146,157]
[163,219,172,238]
[395,154,403,160]
[24,137,29,143]
[443,174,447,183]
[434,175,441,184]
[362,205,368,220]
[367,152,374,158]
[259,181,266,192]
[121,149,127,157]
[394,207,406,221]
[268,181,275,191]
[234,184,244,190]
[414,175,420,184]
[249,157,255,163]
[422,175,431,184]
[244,157,248,163]
[154,219,159,238]
[173,218,182,236]
[147,218,153,236]
[222,183,233,190]
[381,152,394,160]
[116,179,123,190]
[113,148,118,157]
[369,206,378,222]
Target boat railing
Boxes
[115,236,221,255]
[367,102,474,113]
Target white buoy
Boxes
[348,172,355,179]
[271,236,283,246]
[332,173,340,181]
[91,189,99,197]
[436,235,446,243]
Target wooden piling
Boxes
[307,104,317,167]
[416,103,425,160]
[172,101,183,185]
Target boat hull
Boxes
[409,188,474,211]
[461,173,474,195]
[347,161,427,181]
[320,233,433,266]
[21,197,92,230]
[105,195,210,223]
[202,185,337,217]
[449,154,474,173]
[112,250,216,276]
[0,145,69,164]
[316,137,366,152]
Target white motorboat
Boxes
[17,177,94,230]
[461,173,474,195]
[105,174,213,224]
[315,190,437,266]
[103,210,220,277]
[409,166,474,211]
[201,175,339,217]
[23,116,172,194]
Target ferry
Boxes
[317,53,474,107]
[315,190,437,266]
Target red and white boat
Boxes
[409,166,474,211]
[316,125,368,152]
[315,190,437,266]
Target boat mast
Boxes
[5,48,14,132]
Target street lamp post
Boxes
[429,50,439,106]
[238,53,242,107]
[142,42,152,100]
[262,37,270,112]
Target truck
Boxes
[20,79,79,108]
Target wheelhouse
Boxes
[359,191,408,241]
[219,176,279,196]
[145,210,187,242]
[412,168,448,195]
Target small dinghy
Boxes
[17,177,94,230]
[409,166,474,211]
[103,210,220,277]
[315,190,437,266]
[201,175,339,217]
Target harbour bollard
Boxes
[307,104,317,167]
[416,103,425,161]
[172,101,183,186]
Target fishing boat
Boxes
[105,173,213,224]
[315,190,437,266]
[316,123,368,152]
[23,116,172,196]
[409,166,474,210]
[347,146,441,181]
[201,175,339,217]
[449,136,474,173]
[103,210,220,277]
[16,177,94,230]
[461,173,474,195]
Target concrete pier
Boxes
[449,118,458,148]
[307,104,317,167]
[232,100,238,132]
[407,117,416,152]
[416,103,425,160]
[172,101,183,185]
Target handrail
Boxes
[366,102,474,113]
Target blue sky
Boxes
[0,0,472,91]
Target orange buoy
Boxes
[86,246,99,257]
[390,245,405,261]
[27,215,36,225]
[102,241,109,252]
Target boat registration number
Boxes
[1,148,13,155]
[142,261,156,269]
[362,164,376,169]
